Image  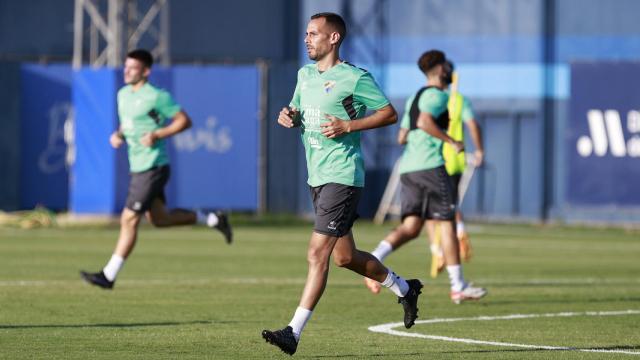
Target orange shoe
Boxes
[458,231,473,262]
[364,277,381,294]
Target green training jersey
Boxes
[290,62,390,187]
[117,82,181,173]
[399,87,449,174]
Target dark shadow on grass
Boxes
[0,319,251,330]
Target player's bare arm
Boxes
[417,112,464,153]
[140,110,192,147]
[320,104,396,139]
[466,118,484,166]
[397,128,409,145]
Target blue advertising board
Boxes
[20,64,72,210]
[568,63,640,206]
[168,66,260,210]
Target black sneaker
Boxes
[261,326,298,355]
[398,279,423,328]
[213,211,233,244]
[80,270,114,289]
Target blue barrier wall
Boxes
[70,68,123,214]
[20,64,72,210]
[169,65,260,210]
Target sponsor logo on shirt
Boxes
[308,136,322,149]
[324,81,336,94]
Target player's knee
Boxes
[307,247,329,267]
[332,253,353,268]
[120,211,139,228]
[403,224,421,239]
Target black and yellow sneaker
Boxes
[398,279,423,328]
[80,270,114,289]
[262,326,298,355]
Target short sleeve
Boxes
[156,90,181,118]
[461,96,475,123]
[353,72,389,110]
[417,89,448,118]
[289,70,302,109]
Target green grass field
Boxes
[1,221,639,359]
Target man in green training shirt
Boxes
[261,13,422,356]
[80,49,232,290]
[364,50,487,304]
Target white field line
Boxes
[2,277,640,287]
[369,310,640,356]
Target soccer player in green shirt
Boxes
[364,50,487,304]
[261,13,422,356]
[80,49,232,290]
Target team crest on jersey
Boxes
[323,80,336,93]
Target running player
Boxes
[364,50,487,304]
[261,13,422,356]
[80,49,232,290]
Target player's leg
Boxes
[365,215,422,293]
[143,167,232,243]
[262,184,344,354]
[429,167,486,304]
[366,172,425,293]
[262,183,420,355]
[450,173,471,261]
[332,232,422,329]
[80,167,160,289]
[146,199,195,226]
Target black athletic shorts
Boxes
[400,166,456,221]
[449,173,462,205]
[309,183,362,237]
[125,165,170,213]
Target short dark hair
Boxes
[418,50,446,75]
[311,12,347,45]
[126,49,153,68]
